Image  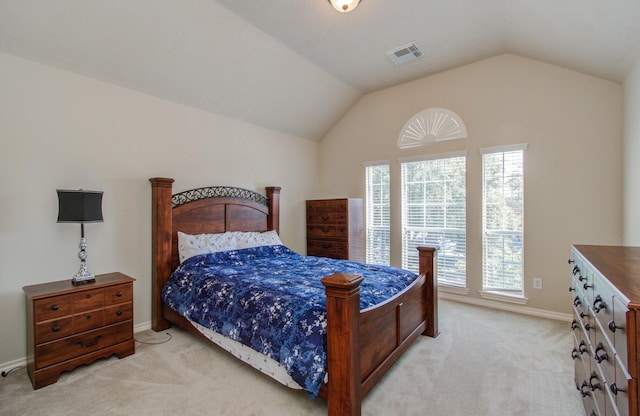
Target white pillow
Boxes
[177,231,238,263]
[235,230,283,249]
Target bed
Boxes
[149,177,439,416]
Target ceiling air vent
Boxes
[385,42,423,65]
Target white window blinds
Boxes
[481,145,526,292]
[401,154,466,286]
[365,162,390,265]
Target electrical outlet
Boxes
[533,277,543,289]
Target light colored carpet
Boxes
[0,300,585,415]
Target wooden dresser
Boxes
[306,198,364,262]
[23,272,135,389]
[570,245,640,416]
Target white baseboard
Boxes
[439,291,573,322]
[1,320,153,377]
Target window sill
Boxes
[479,290,529,305]
[439,284,470,296]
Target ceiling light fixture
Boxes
[328,0,361,13]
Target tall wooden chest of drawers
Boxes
[306,198,364,262]
[570,245,640,416]
[23,272,135,389]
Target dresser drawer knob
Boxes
[572,265,580,275]
[570,319,579,330]
[86,314,92,320]
[610,382,626,395]
[568,286,575,292]
[608,320,622,333]
[593,295,606,313]
[51,304,59,311]
[117,310,123,316]
[52,325,61,332]
[116,291,123,297]
[321,215,330,221]
[571,348,579,360]
[578,340,588,354]
[583,282,593,290]
[86,293,91,298]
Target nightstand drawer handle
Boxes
[116,291,123,297]
[77,335,102,348]
[86,294,91,298]
[52,325,61,332]
[51,304,59,311]
[86,314,92,320]
[116,310,123,316]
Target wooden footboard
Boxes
[321,247,437,416]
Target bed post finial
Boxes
[266,186,281,234]
[149,177,175,331]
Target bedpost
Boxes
[149,177,174,331]
[321,273,364,416]
[417,246,439,337]
[265,186,280,234]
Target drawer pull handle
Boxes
[51,304,59,311]
[594,342,608,363]
[116,291,123,297]
[578,274,586,282]
[579,381,591,397]
[117,310,123,316]
[610,383,626,395]
[52,325,61,332]
[608,320,622,333]
[77,335,102,348]
[321,215,330,221]
[573,296,581,307]
[568,259,575,265]
[568,286,575,292]
[593,295,606,313]
[589,372,601,391]
[583,282,593,290]
[584,323,593,331]
[578,340,588,354]
[86,294,91,298]
[570,319,579,330]
[321,227,330,233]
[572,265,580,276]
[571,348,579,360]
[86,314,92,320]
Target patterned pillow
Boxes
[177,231,238,263]
[235,230,283,249]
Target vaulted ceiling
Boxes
[2,0,639,140]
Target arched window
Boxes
[397,108,468,149]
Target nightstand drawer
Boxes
[34,295,73,322]
[73,288,104,311]
[35,321,132,369]
[105,283,132,305]
[35,317,74,344]
[104,302,133,325]
[73,309,104,333]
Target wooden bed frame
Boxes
[149,178,439,416]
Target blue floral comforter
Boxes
[162,245,418,397]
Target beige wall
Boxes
[623,58,640,245]
[0,52,319,365]
[319,54,623,315]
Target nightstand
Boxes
[23,272,135,389]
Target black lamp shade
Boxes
[57,189,104,223]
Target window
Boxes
[481,144,527,295]
[364,162,390,265]
[400,152,466,287]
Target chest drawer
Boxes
[34,295,73,322]
[35,316,74,344]
[104,302,133,325]
[105,283,132,305]
[35,321,132,369]
[73,288,104,311]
